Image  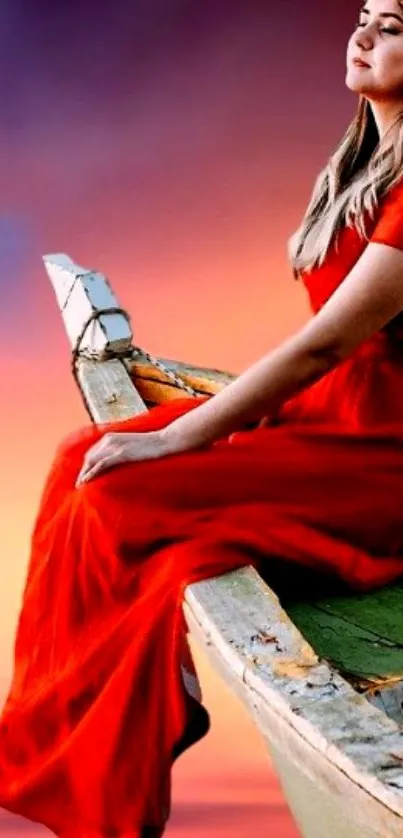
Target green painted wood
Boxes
[285,583,403,680]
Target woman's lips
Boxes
[352,57,370,68]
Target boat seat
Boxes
[281,580,403,688]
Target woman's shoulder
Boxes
[370,175,403,250]
[298,175,403,302]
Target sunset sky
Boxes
[0,0,359,834]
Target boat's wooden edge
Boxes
[125,354,236,400]
[43,252,403,820]
[75,357,148,423]
[184,568,403,817]
[185,593,403,838]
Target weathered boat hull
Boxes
[43,253,403,838]
[183,570,403,838]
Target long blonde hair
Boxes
[288,97,403,277]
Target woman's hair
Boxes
[288,96,403,277]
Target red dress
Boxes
[2,183,403,836]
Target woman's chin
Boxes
[345,71,373,95]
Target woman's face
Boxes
[346,1,403,100]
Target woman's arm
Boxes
[162,242,403,450]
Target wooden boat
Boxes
[43,252,403,838]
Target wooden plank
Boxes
[126,353,236,396]
[286,600,403,681]
[75,357,147,423]
[292,585,403,645]
[125,374,197,407]
[44,252,403,837]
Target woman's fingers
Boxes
[76,435,124,485]
[74,429,169,487]
[77,454,120,485]
[77,457,115,484]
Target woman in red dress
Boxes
[3,1,403,834]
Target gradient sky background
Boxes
[0,0,360,834]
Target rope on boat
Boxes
[129,346,199,397]
[70,306,199,399]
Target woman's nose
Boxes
[354,26,373,50]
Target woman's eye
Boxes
[354,21,401,34]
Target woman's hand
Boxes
[75,429,173,487]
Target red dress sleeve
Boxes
[370,180,403,249]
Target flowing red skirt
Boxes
[1,395,403,836]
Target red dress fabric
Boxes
[2,183,403,835]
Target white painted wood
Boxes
[367,682,403,727]
[44,253,146,422]
[43,253,133,359]
[44,252,403,838]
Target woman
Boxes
[2,1,403,834]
